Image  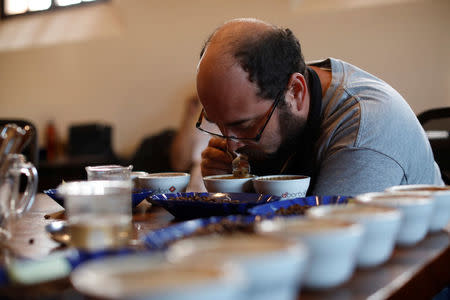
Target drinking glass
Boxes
[57,180,133,251]
[0,154,37,242]
[85,165,133,181]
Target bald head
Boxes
[200,18,275,59]
[198,18,306,101]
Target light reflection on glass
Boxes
[4,0,102,16]
[5,0,28,15]
[28,0,52,11]
[55,0,81,6]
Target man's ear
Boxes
[286,72,308,112]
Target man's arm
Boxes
[312,147,405,196]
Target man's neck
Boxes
[309,66,331,97]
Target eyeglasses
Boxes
[196,89,285,142]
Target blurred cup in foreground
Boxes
[71,253,245,300]
[57,180,133,251]
[85,165,133,181]
[168,234,308,300]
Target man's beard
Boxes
[237,107,307,174]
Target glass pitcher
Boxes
[0,154,38,241]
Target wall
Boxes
[0,0,449,157]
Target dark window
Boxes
[1,0,108,19]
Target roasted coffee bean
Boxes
[194,219,255,236]
[168,195,240,204]
[275,204,312,216]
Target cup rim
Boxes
[257,217,363,237]
[168,234,308,259]
[253,175,310,182]
[140,172,190,179]
[203,174,256,181]
[86,165,133,172]
[355,191,433,206]
[57,180,132,196]
[307,203,401,221]
[386,184,450,194]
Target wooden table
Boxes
[1,194,449,300]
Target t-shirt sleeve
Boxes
[312,147,405,196]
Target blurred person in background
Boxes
[170,95,209,192]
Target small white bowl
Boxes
[385,185,450,232]
[252,175,311,200]
[130,171,149,189]
[355,192,434,246]
[138,172,190,195]
[71,253,245,300]
[168,234,308,300]
[203,174,255,193]
[307,204,402,268]
[256,218,363,289]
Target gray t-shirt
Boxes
[309,58,443,196]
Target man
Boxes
[196,18,443,196]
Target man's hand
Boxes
[201,137,233,176]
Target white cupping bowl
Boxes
[256,218,363,289]
[203,174,255,193]
[252,175,311,200]
[138,172,190,195]
[385,185,450,232]
[355,192,434,246]
[71,253,245,300]
[168,234,308,300]
[307,204,402,268]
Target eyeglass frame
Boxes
[195,89,285,142]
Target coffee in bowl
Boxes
[252,175,310,200]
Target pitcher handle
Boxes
[15,161,38,216]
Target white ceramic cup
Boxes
[169,234,308,300]
[130,171,149,190]
[203,174,255,193]
[252,175,310,200]
[138,172,190,195]
[355,192,434,246]
[71,253,245,300]
[307,204,402,268]
[385,184,450,232]
[256,218,363,289]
